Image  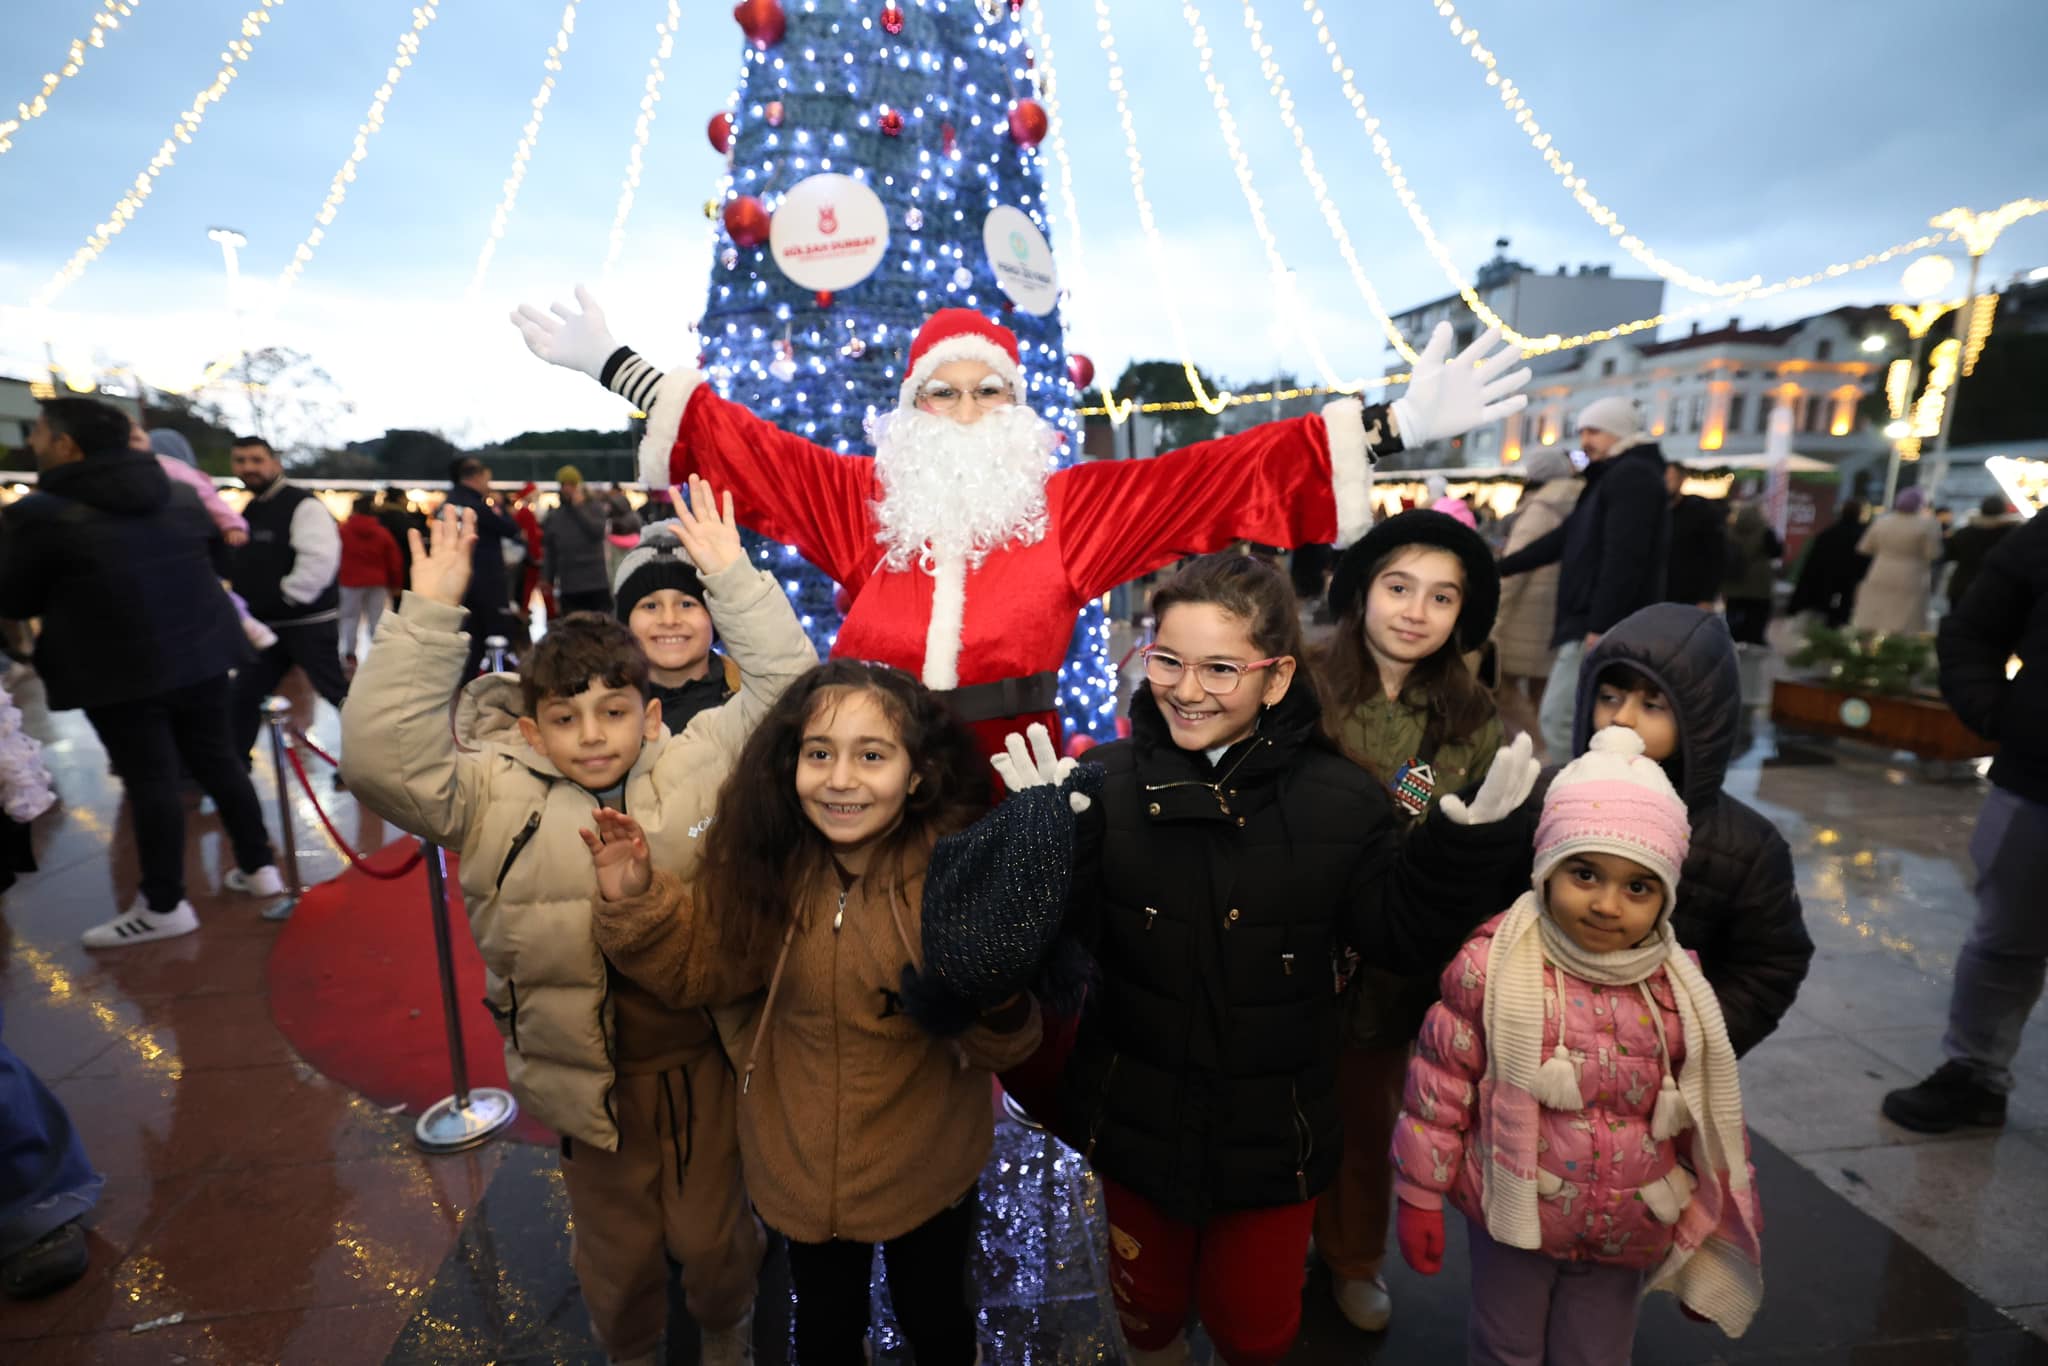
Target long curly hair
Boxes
[693,659,990,954]
[1317,547,1494,783]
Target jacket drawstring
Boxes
[742,915,803,1095]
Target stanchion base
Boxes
[260,896,299,923]
[415,1089,518,1154]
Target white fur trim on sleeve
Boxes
[921,548,968,691]
[1322,396,1375,548]
[637,368,705,488]
[897,335,1025,412]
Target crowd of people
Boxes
[0,288,2036,1366]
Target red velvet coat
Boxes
[637,374,1382,752]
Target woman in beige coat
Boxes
[1490,450,1581,757]
[1851,487,1944,635]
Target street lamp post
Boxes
[1881,254,1958,509]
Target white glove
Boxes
[510,284,620,380]
[990,723,1090,812]
[1439,732,1539,826]
[1390,323,1532,447]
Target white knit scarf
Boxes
[1478,892,1763,1336]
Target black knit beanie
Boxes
[612,526,708,622]
[1327,508,1502,649]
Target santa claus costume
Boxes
[515,290,1529,757]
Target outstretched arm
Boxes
[1057,324,1530,598]
[513,286,875,585]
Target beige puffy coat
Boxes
[1492,479,1582,678]
[1851,511,1944,636]
[339,557,817,1148]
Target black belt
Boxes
[938,670,1060,724]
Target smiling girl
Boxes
[580,660,1038,1365]
[985,552,1536,1364]
[1312,510,1506,1333]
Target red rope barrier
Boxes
[290,727,340,769]
[281,743,424,880]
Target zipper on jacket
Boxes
[1141,738,1268,820]
[1290,1082,1313,1203]
[1143,906,1159,932]
[496,811,543,889]
[506,980,522,1052]
[833,886,847,933]
[1083,1053,1121,1161]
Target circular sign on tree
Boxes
[769,173,891,292]
[981,205,1059,316]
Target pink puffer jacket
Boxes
[1392,911,1706,1270]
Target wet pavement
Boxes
[2,662,2044,1364]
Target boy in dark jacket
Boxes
[1885,511,2048,1132]
[1496,603,1813,1055]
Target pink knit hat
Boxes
[1533,726,1691,915]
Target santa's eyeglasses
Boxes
[916,378,1015,412]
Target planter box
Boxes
[1770,678,1995,762]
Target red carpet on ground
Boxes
[267,843,555,1145]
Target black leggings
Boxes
[87,673,276,913]
[784,1186,979,1365]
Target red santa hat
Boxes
[897,308,1024,412]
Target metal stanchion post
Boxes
[483,634,510,675]
[415,841,517,1153]
[260,696,303,921]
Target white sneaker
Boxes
[225,866,286,896]
[82,902,199,948]
[700,1307,754,1365]
[1333,1273,1393,1332]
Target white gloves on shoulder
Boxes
[1389,323,1533,448]
[1439,732,1539,827]
[510,285,619,380]
[991,723,1092,813]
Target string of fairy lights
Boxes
[9,0,2041,444]
[1420,0,1762,297]
[1091,0,1238,415]
[31,0,285,310]
[602,0,683,280]
[1021,0,1137,423]
[1,0,142,156]
[1176,0,1353,394]
[467,0,584,301]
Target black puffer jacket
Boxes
[1498,442,1671,646]
[1498,604,1813,1056]
[1060,680,1532,1225]
[0,454,247,710]
[1939,511,2048,803]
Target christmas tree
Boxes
[703,0,1115,738]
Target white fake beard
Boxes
[870,403,1055,572]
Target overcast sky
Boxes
[2,0,2043,446]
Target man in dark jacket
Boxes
[0,399,283,947]
[1498,396,1670,757]
[226,434,349,765]
[542,465,615,616]
[1942,495,2021,609]
[1884,512,2048,1132]
[1663,462,1728,610]
[1787,499,1870,628]
[374,485,426,602]
[444,456,527,678]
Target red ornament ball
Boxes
[707,111,734,154]
[879,108,903,137]
[1064,734,1097,759]
[732,0,786,48]
[1007,98,1048,147]
[880,3,905,35]
[765,100,785,127]
[833,584,854,615]
[723,195,771,248]
[941,121,958,157]
[814,290,835,308]
[1066,353,1095,389]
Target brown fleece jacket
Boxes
[594,861,1040,1245]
